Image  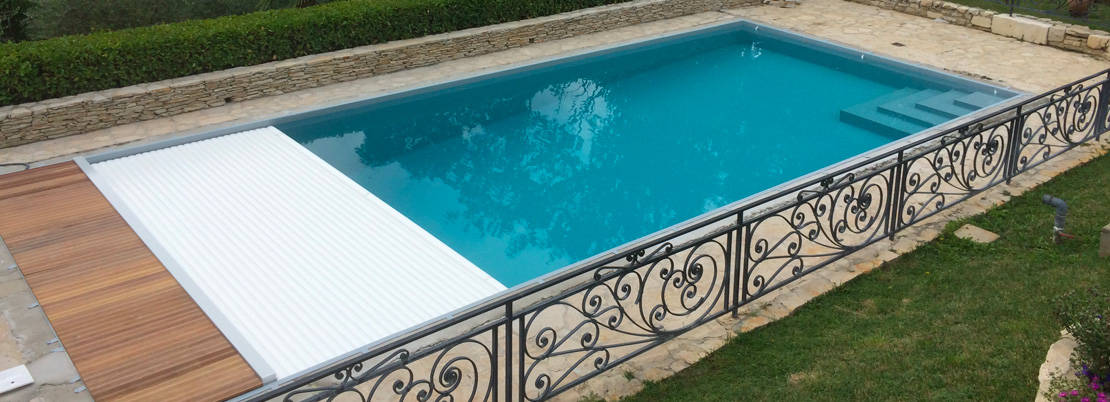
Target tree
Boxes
[0,0,32,42]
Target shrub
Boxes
[1055,286,1110,379]
[0,0,628,106]
[25,0,341,39]
[0,0,32,42]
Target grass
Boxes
[943,0,1110,31]
[622,149,1110,401]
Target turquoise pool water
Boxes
[277,23,1015,287]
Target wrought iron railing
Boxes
[241,69,1110,402]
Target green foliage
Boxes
[25,0,339,39]
[0,0,628,106]
[1043,373,1105,402]
[256,0,321,10]
[1055,286,1110,378]
[0,0,33,42]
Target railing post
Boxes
[492,325,499,402]
[1096,73,1110,139]
[731,212,743,317]
[886,151,905,240]
[504,302,513,402]
[739,216,750,312]
[1005,105,1025,183]
[517,316,525,402]
[724,229,733,317]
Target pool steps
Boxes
[953,91,1005,109]
[877,89,948,126]
[916,90,976,118]
[841,88,1007,137]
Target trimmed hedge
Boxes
[0,0,629,106]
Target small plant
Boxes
[1054,286,1110,378]
[1045,366,1107,402]
[1046,287,1110,401]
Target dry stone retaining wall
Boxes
[0,0,760,149]
[847,0,1110,57]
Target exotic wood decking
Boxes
[0,162,260,401]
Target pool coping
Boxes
[79,18,1023,165]
[73,15,1030,395]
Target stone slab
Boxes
[971,15,992,29]
[1089,34,1110,50]
[1035,332,1078,402]
[954,224,1000,243]
[992,14,1051,45]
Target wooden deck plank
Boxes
[0,162,261,401]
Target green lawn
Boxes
[946,0,1110,31]
[622,150,1110,401]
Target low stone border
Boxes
[845,0,1110,58]
[0,0,760,149]
[1035,332,1078,402]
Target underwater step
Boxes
[841,88,929,137]
[954,91,1008,109]
[877,89,950,126]
[915,90,977,118]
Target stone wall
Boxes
[847,0,1110,58]
[0,0,761,149]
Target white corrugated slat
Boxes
[87,127,507,380]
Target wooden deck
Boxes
[0,162,261,401]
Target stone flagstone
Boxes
[955,224,1000,243]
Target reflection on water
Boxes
[280,30,927,286]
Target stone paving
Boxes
[727,0,1108,93]
[1,0,1109,400]
[0,240,92,401]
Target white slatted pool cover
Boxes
[85,127,507,381]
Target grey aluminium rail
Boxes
[240,68,1110,402]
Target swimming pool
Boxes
[277,21,1018,287]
